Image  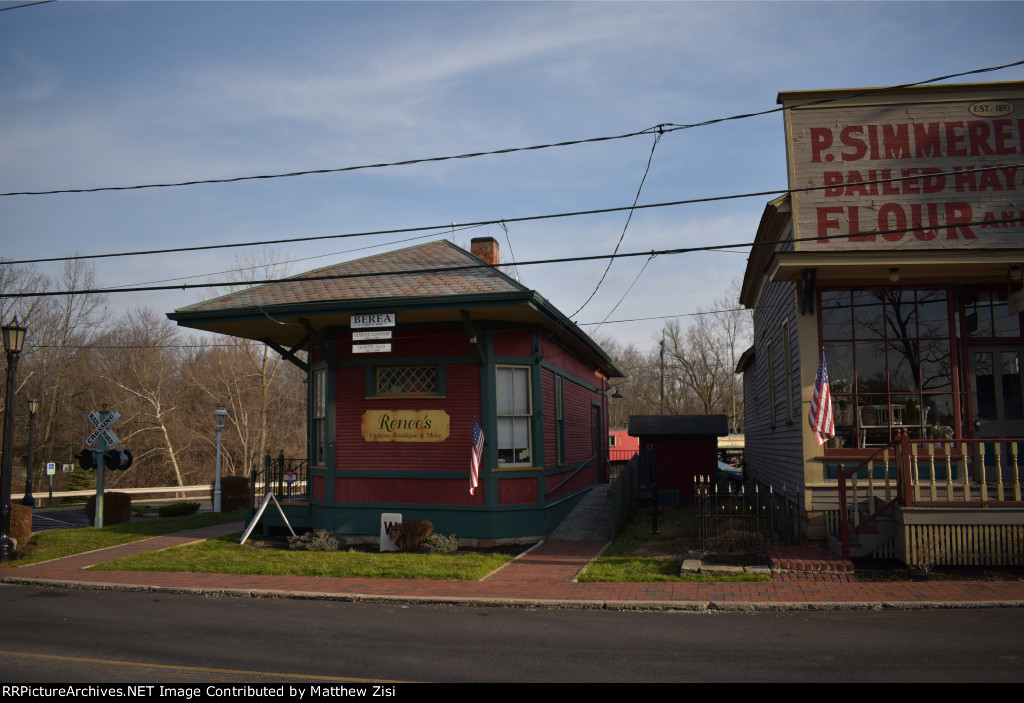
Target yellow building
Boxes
[738,81,1024,565]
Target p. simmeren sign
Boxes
[361,410,450,442]
[784,89,1024,251]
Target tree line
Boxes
[597,283,751,432]
[0,257,305,495]
[1,256,749,495]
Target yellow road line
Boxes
[0,650,416,683]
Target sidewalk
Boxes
[4,523,1024,610]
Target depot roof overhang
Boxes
[167,289,625,378]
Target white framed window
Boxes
[497,365,532,465]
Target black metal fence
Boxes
[694,477,800,553]
[251,453,308,509]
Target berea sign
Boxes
[86,410,121,446]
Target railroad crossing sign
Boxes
[86,410,121,446]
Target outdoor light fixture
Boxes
[889,268,900,283]
[21,398,39,507]
[213,406,228,512]
[608,384,624,399]
[1,316,27,561]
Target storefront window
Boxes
[820,287,956,449]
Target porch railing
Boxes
[834,429,1024,560]
[251,454,309,509]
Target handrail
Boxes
[834,430,1024,558]
[545,454,597,498]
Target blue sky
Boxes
[2,1,1024,350]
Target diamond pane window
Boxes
[375,366,440,396]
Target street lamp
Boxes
[21,397,39,506]
[1,316,27,561]
[213,406,228,512]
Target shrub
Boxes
[288,529,345,552]
[10,503,32,551]
[389,518,433,552]
[420,532,458,554]
[157,502,200,518]
[217,476,250,512]
[85,492,132,526]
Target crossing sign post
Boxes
[86,409,119,528]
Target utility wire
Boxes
[1,126,668,197]
[571,130,661,318]
[5,215,1021,299]
[590,253,658,335]
[3,161,1020,267]
[4,59,1021,199]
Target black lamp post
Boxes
[1,316,27,561]
[21,397,39,506]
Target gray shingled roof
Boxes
[174,240,526,314]
[628,415,729,438]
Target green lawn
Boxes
[7,510,247,567]
[93,534,517,580]
[578,505,771,583]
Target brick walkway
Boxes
[4,523,1023,610]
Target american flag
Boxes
[470,417,484,495]
[809,349,835,446]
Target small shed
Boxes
[628,415,729,502]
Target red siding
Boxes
[545,466,594,500]
[335,362,482,471]
[332,325,475,361]
[493,328,532,357]
[498,477,538,504]
[563,379,601,464]
[312,475,326,501]
[336,477,485,505]
[647,437,717,501]
[540,335,608,386]
[542,367,556,466]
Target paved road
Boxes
[1,585,1023,682]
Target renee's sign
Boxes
[361,410,450,442]
[786,95,1024,251]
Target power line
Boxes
[5,214,1021,300]
[4,59,1021,199]
[571,131,661,318]
[4,161,1020,268]
[1,125,667,197]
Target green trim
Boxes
[539,359,605,394]
[332,469,473,479]
[333,355,478,368]
[480,323,497,508]
[262,485,594,539]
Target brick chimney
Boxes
[470,237,499,266]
